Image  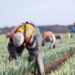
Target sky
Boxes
[0,0,75,28]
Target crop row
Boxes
[50,53,75,75]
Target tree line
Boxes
[0,24,73,34]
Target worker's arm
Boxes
[28,49,38,62]
[50,36,56,48]
[7,38,18,61]
[27,32,38,62]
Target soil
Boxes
[26,50,75,75]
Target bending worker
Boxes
[66,32,71,39]
[42,31,56,49]
[7,22,44,75]
[56,34,63,41]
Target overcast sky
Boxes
[0,0,75,27]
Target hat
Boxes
[13,32,24,47]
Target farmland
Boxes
[0,34,75,75]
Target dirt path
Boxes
[26,50,75,75]
[45,50,75,74]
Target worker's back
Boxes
[43,31,53,39]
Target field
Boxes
[0,33,75,75]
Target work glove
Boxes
[49,46,52,49]
[9,54,19,61]
[15,56,19,59]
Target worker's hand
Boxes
[8,55,14,61]
[28,56,34,62]
[49,46,52,49]
[28,50,37,62]
[9,54,19,61]
[15,56,19,59]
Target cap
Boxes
[13,32,24,47]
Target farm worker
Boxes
[73,22,75,29]
[7,21,44,75]
[56,34,63,41]
[42,31,56,49]
[72,22,75,33]
[66,32,70,39]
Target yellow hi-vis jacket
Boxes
[10,23,35,46]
